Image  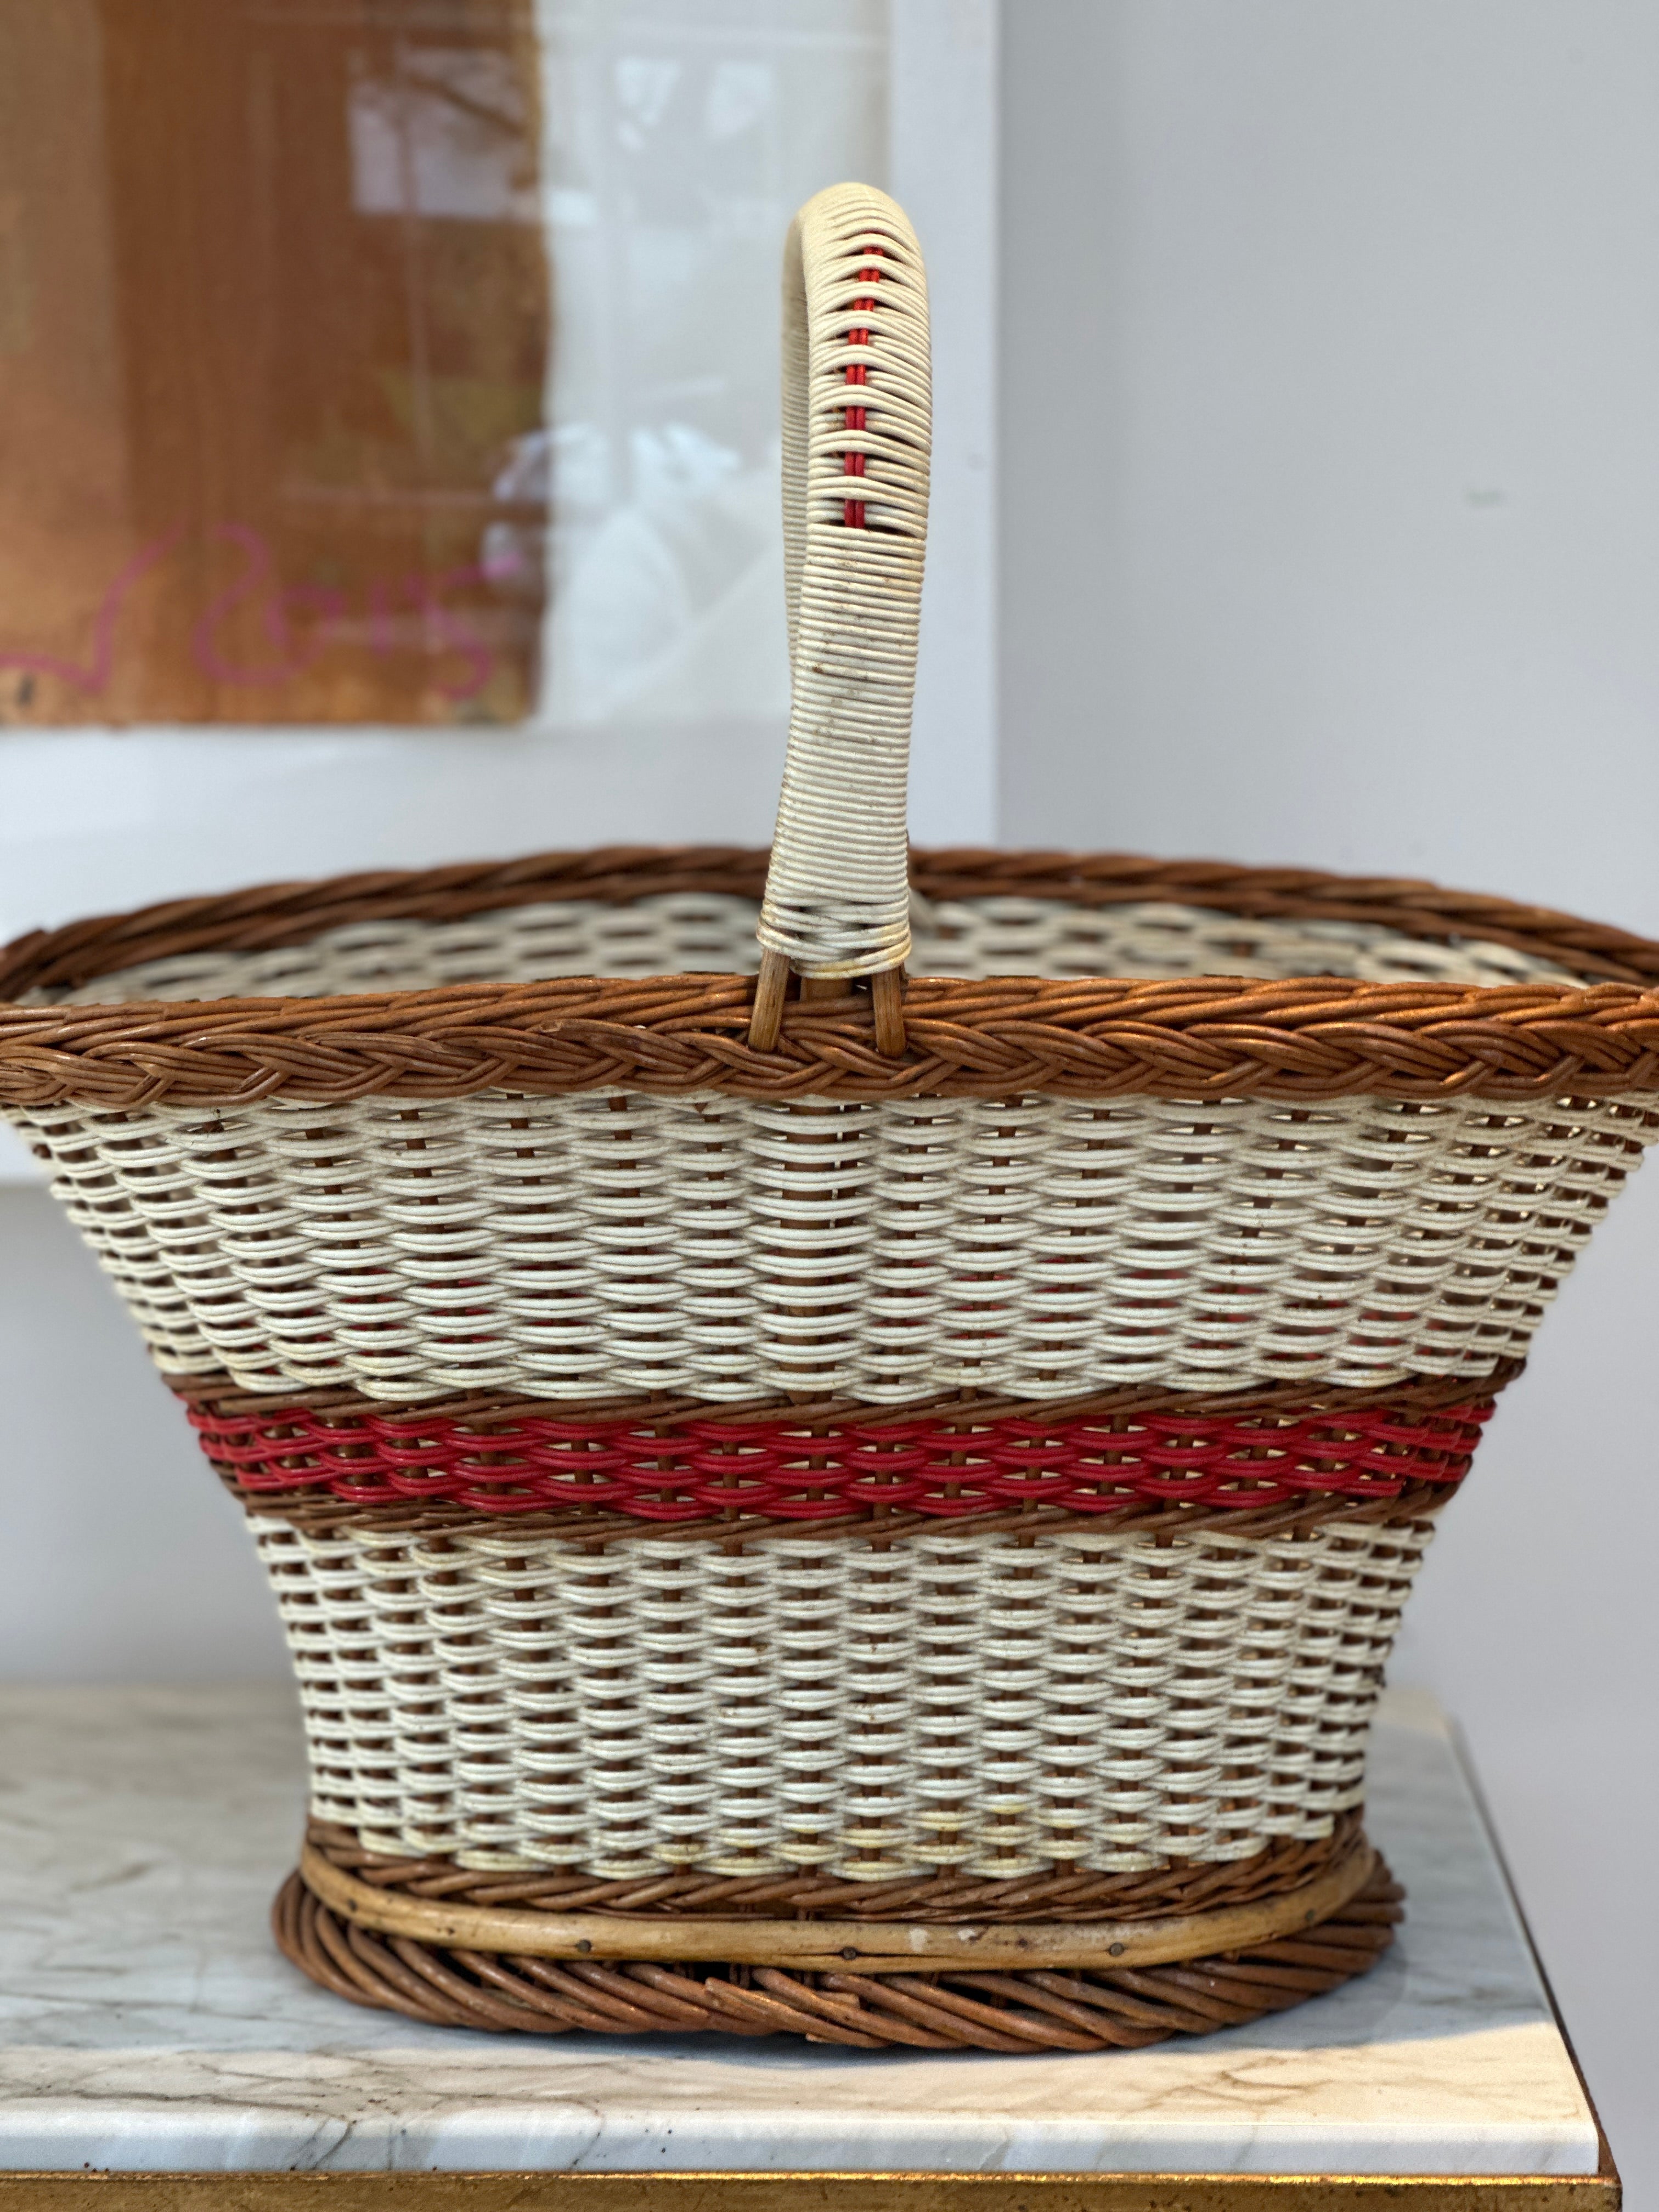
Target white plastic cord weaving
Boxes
[30,894,1584,1006]
[258,1511,1435,1879]
[20,1085,1651,1401]
[758,182,929,980]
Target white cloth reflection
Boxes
[545,425,789,725]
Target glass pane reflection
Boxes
[0,0,887,730]
[539,1,888,727]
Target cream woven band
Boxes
[24,1082,1643,1403]
[258,1511,1432,1880]
[758,182,930,980]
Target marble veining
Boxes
[0,1683,1597,2176]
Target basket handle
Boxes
[749,183,930,1054]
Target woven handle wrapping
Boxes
[751,183,930,1047]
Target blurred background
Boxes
[2,0,1655,2191]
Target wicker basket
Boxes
[6,183,1659,2053]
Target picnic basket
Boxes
[5,183,1659,2053]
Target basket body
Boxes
[10,179,1659,2047]
[6,850,1657,2047]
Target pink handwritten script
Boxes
[0,521,523,704]
[188,524,345,687]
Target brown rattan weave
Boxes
[7,852,1659,1109]
[224,1469,1454,1548]
[171,1361,1522,1432]
[7,970,1659,1109]
[303,1810,1364,1923]
[273,1846,1403,2050]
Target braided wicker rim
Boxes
[6,850,1659,1106]
[304,1809,1365,1925]
[273,1846,1403,2050]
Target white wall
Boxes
[1002,2,1659,2193]
[0,1186,287,1680]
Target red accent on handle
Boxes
[843,258,882,527]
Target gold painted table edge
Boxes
[0,2159,1621,2210]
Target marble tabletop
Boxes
[0,1681,1596,2179]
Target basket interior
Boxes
[35,892,1579,1006]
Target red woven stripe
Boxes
[191,1397,1492,1523]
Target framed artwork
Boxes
[0,13,995,810]
[0,0,996,1181]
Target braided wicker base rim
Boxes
[273,1849,1404,2051]
[297,1833,1378,1973]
